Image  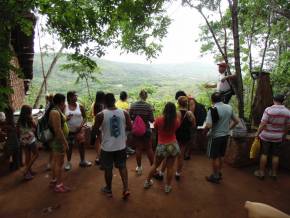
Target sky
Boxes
[35,1,216,66]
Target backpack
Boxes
[132,115,146,136]
[176,110,192,143]
[36,111,53,143]
[194,103,207,126]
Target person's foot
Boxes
[79,160,92,168]
[144,179,154,189]
[122,190,130,200]
[45,163,51,171]
[268,170,277,181]
[184,156,191,160]
[175,172,181,181]
[49,179,57,188]
[126,147,135,155]
[54,184,71,193]
[95,158,100,165]
[24,172,34,181]
[29,170,37,176]
[254,170,265,180]
[136,166,143,176]
[153,172,164,181]
[64,162,72,171]
[101,186,112,197]
[164,185,172,193]
[205,174,220,184]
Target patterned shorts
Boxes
[156,142,180,158]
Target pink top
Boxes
[259,105,290,142]
[154,117,180,144]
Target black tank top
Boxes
[176,110,192,143]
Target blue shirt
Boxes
[206,102,238,138]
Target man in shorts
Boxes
[93,93,132,199]
[255,94,290,180]
[205,92,239,183]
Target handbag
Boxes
[249,137,261,159]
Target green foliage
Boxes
[1,0,171,111]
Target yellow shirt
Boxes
[116,100,129,111]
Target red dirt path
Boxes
[0,149,289,218]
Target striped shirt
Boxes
[259,105,290,142]
[129,100,154,128]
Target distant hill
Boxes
[27,53,216,104]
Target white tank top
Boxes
[65,102,84,132]
[101,109,126,152]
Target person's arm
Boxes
[186,111,196,127]
[148,106,155,123]
[255,109,269,137]
[204,83,217,88]
[221,74,236,82]
[204,110,213,133]
[230,114,240,130]
[49,110,68,150]
[124,111,132,131]
[93,112,104,139]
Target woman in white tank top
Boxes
[64,91,92,171]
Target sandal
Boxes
[101,186,112,197]
[122,190,130,200]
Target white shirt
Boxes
[217,73,231,92]
[101,109,127,151]
[65,102,83,132]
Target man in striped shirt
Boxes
[255,94,290,180]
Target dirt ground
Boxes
[0,149,290,218]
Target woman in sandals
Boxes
[17,105,39,180]
[144,102,180,193]
[49,93,70,193]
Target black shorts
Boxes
[260,140,281,156]
[207,136,229,159]
[100,149,127,169]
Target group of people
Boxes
[5,62,290,199]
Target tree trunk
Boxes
[260,12,272,72]
[33,45,64,108]
[228,0,244,118]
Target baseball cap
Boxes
[273,94,285,103]
[217,62,228,68]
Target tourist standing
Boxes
[93,93,132,199]
[205,63,236,103]
[129,90,154,175]
[49,93,70,192]
[255,94,290,180]
[64,91,92,171]
[205,92,239,183]
[91,91,105,165]
[144,102,180,193]
[175,96,195,180]
[17,105,39,180]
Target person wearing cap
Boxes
[254,94,290,180]
[205,62,236,104]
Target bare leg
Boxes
[259,154,267,176]
[136,146,142,167]
[118,167,128,192]
[147,156,164,181]
[104,168,113,190]
[272,156,279,176]
[24,148,31,175]
[26,145,39,172]
[176,144,186,174]
[165,157,176,186]
[146,147,154,166]
[55,153,65,184]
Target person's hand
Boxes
[64,142,69,151]
[67,114,73,121]
[221,77,227,82]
